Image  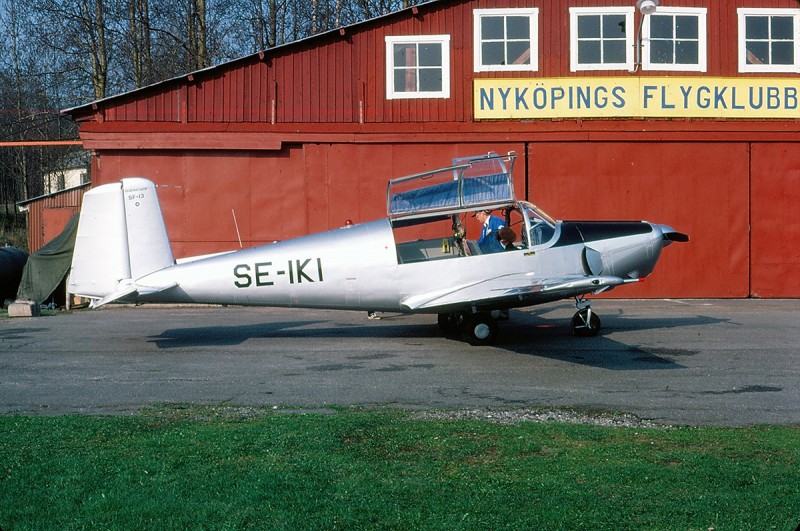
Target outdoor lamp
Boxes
[636,0,659,15]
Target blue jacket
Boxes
[478,214,505,253]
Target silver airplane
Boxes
[68,152,688,345]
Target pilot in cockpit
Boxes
[497,227,517,251]
[473,210,505,253]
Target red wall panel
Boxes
[750,143,800,297]
[184,154,254,249]
[529,141,750,298]
[248,148,309,243]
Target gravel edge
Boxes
[410,407,667,429]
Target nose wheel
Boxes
[571,298,601,337]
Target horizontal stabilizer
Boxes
[90,285,138,308]
[89,281,179,308]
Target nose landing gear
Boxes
[571,296,601,337]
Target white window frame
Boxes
[738,8,800,73]
[473,8,539,73]
[570,7,635,72]
[642,7,707,72]
[385,35,451,100]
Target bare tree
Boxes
[88,0,109,99]
[127,0,153,87]
[187,0,209,69]
[23,0,112,101]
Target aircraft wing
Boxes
[400,273,636,312]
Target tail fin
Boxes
[69,178,174,304]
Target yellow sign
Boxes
[474,77,800,119]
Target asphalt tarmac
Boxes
[2,299,798,426]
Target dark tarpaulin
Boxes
[0,247,28,301]
[16,214,79,303]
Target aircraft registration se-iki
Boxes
[68,152,688,345]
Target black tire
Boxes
[571,308,601,337]
[463,312,498,346]
[437,312,465,333]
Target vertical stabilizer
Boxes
[69,178,174,300]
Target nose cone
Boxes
[658,225,690,246]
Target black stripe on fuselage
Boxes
[553,222,652,248]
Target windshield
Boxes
[520,202,557,247]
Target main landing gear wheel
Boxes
[463,312,498,346]
[571,308,601,337]
[437,312,466,333]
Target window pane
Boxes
[393,44,411,66]
[482,16,504,40]
[418,68,442,92]
[675,16,698,39]
[418,44,442,67]
[771,16,794,40]
[578,41,601,63]
[651,40,673,63]
[506,16,530,39]
[651,16,673,39]
[507,41,530,65]
[482,42,504,65]
[747,42,769,64]
[604,40,626,63]
[746,16,768,39]
[772,41,794,64]
[602,14,626,36]
[675,41,698,64]
[578,15,600,38]
[394,69,414,92]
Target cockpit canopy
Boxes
[387,153,558,259]
[387,152,516,221]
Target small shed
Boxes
[17,184,89,253]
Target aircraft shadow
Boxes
[148,320,325,348]
[147,309,726,371]
[495,310,728,370]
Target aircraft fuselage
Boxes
[137,217,667,314]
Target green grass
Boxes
[1,406,798,530]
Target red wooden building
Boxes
[18,185,88,252]
[64,0,800,298]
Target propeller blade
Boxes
[663,231,689,243]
